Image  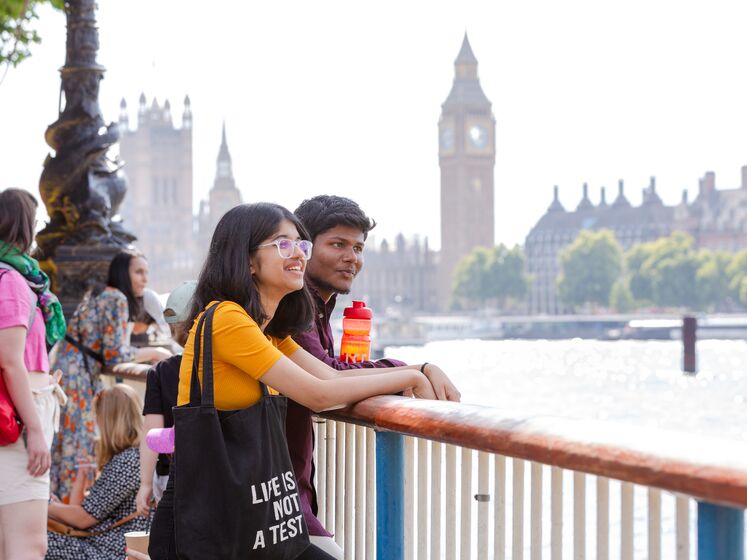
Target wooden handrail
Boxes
[322,396,747,509]
[104,362,747,509]
[105,362,151,381]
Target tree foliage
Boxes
[609,277,634,313]
[726,249,747,307]
[623,232,736,311]
[696,250,732,311]
[451,244,529,311]
[0,0,63,69]
[537,227,744,313]
[557,229,623,310]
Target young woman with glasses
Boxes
[148,202,435,560]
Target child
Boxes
[46,384,149,558]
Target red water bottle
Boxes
[340,301,372,363]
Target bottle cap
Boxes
[343,300,372,319]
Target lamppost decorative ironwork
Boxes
[36,0,135,316]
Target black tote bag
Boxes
[173,303,310,559]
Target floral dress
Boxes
[46,447,150,559]
[50,288,136,500]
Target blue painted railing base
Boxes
[376,432,404,560]
[697,502,744,560]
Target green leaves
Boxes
[0,0,63,69]
[557,229,624,310]
[451,244,530,311]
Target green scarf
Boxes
[0,240,66,345]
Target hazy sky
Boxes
[2,0,746,249]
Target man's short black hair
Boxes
[294,195,376,242]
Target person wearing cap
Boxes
[136,288,171,343]
[135,281,196,534]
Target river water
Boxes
[381,339,747,558]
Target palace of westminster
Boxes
[118,35,747,315]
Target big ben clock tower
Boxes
[438,33,496,307]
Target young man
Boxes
[291,195,460,557]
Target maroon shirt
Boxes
[289,286,405,536]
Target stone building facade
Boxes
[118,94,195,293]
[682,167,747,252]
[525,166,747,314]
[352,234,438,314]
[119,96,242,292]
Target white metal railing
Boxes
[313,419,699,560]
[104,366,744,559]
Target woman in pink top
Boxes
[0,189,67,560]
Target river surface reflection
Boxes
[386,339,747,441]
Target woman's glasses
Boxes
[258,239,313,260]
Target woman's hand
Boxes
[422,364,461,402]
[25,427,51,476]
[411,372,437,400]
[136,483,154,516]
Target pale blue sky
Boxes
[1,0,746,249]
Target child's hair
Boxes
[93,384,143,469]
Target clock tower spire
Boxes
[438,33,496,307]
[208,122,242,225]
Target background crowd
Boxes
[0,189,459,560]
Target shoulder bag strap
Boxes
[200,303,218,409]
[64,334,105,366]
[188,309,208,405]
[188,302,220,407]
[47,511,140,538]
[259,380,270,398]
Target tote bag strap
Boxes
[200,303,217,409]
[188,301,272,404]
[188,302,220,407]
[258,381,270,398]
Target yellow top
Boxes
[177,301,300,410]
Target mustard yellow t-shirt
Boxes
[177,301,300,410]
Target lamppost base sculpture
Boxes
[36,0,135,318]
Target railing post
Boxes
[376,431,404,560]
[697,502,744,560]
[682,315,697,374]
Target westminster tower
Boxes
[438,34,496,306]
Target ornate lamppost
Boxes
[36,0,134,317]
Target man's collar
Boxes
[305,278,337,314]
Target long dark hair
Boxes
[189,202,314,338]
[0,188,38,256]
[106,249,145,320]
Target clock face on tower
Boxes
[468,124,488,149]
[440,126,454,151]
